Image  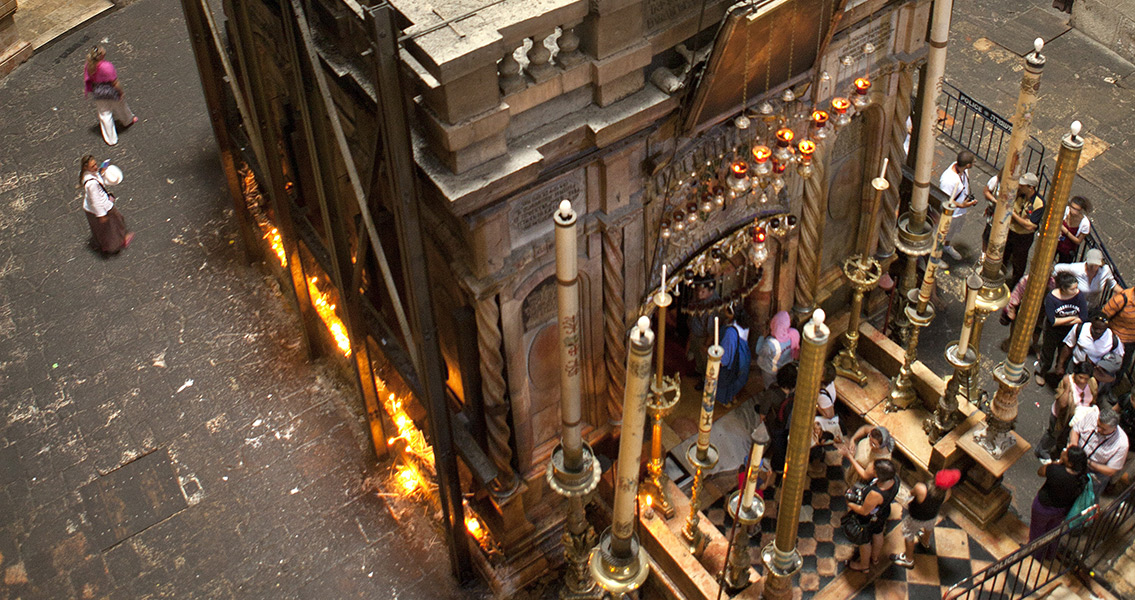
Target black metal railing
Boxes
[935,81,1052,199]
[945,480,1135,600]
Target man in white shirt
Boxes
[1068,408,1129,493]
[1053,248,1121,309]
[1057,314,1124,377]
[938,151,977,260]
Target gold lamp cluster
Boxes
[659,56,872,245]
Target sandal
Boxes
[1034,373,1045,386]
[123,116,139,129]
[890,553,914,569]
[841,559,869,573]
[123,232,135,248]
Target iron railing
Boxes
[945,480,1135,600]
[935,81,1052,199]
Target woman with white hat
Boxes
[80,155,134,254]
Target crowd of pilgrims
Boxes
[670,150,1132,575]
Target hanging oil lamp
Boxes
[773,127,795,164]
[797,140,816,178]
[727,160,752,196]
[811,109,829,140]
[831,96,852,129]
[853,77,872,109]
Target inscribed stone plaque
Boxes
[645,0,703,32]
[509,171,586,250]
[522,276,557,331]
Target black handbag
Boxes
[841,512,871,545]
[93,82,120,101]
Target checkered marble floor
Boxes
[704,449,1002,599]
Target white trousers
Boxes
[94,98,135,146]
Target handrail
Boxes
[945,480,1135,600]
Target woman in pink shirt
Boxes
[83,46,137,146]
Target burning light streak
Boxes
[263,227,287,267]
[306,277,353,356]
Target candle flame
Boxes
[752,145,772,163]
[831,97,851,113]
[854,77,871,94]
[775,127,795,144]
[811,110,829,127]
[306,277,353,356]
[730,161,749,177]
[798,140,817,156]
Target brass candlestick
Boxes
[722,428,770,591]
[926,274,981,442]
[762,310,831,599]
[642,272,681,519]
[590,317,654,595]
[887,199,956,412]
[832,254,882,386]
[549,200,602,598]
[977,121,1082,459]
[682,322,723,556]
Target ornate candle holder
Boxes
[642,376,680,519]
[832,254,881,386]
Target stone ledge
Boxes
[0,39,31,78]
[417,100,510,153]
[590,41,652,87]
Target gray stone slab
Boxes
[987,7,1071,56]
[79,448,187,552]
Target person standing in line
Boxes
[1055,313,1124,380]
[84,46,137,146]
[1055,196,1092,264]
[1067,408,1129,495]
[715,306,752,407]
[843,458,900,573]
[1038,362,1097,458]
[1035,273,1087,386]
[841,425,894,488]
[1002,173,1043,291]
[754,310,799,389]
[1101,284,1135,377]
[890,469,960,568]
[938,150,977,261]
[1029,446,1089,542]
[1053,249,1121,310]
[685,283,720,391]
[81,155,134,254]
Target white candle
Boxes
[879,157,889,179]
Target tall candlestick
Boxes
[879,157,889,180]
[740,437,766,510]
[977,121,1081,459]
[555,200,584,471]
[644,263,680,520]
[590,317,653,594]
[683,319,724,554]
[762,310,830,599]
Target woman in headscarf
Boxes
[841,425,895,488]
[83,45,137,146]
[755,311,800,388]
[81,155,134,254]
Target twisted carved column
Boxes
[877,67,913,259]
[475,294,518,491]
[793,139,830,317]
[602,225,626,424]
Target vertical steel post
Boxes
[976,122,1083,458]
[367,4,471,581]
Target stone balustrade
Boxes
[392,0,733,175]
